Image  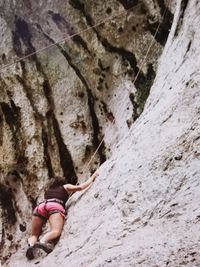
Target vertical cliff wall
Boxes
[0,0,172,185]
[0,0,175,264]
[4,0,200,266]
[5,0,200,266]
[15,0,199,265]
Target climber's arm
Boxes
[64,171,99,193]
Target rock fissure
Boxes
[52,114,77,184]
[13,17,35,55]
[41,128,54,178]
[57,48,107,164]
[69,0,144,80]
[12,17,69,184]
[154,1,174,46]
[26,44,77,183]
[117,0,139,10]
[0,107,3,146]
[186,39,192,54]
[129,93,139,122]
[68,0,162,113]
[175,0,189,36]
[135,63,156,113]
[36,25,107,164]
[101,101,115,122]
[15,63,43,119]
[0,184,17,225]
[146,9,174,46]
[0,101,28,170]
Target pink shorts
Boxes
[33,201,65,220]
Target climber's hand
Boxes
[92,170,99,181]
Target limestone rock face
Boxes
[0,0,173,263]
[2,0,200,266]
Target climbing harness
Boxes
[33,199,66,220]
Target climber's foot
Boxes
[26,244,36,260]
[35,242,54,254]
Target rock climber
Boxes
[26,170,99,260]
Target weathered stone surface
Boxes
[0,0,170,182]
[2,0,200,266]
[0,0,171,263]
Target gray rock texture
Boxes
[1,0,200,266]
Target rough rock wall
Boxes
[0,0,174,263]
[6,0,200,266]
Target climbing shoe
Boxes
[26,245,35,260]
[35,241,54,254]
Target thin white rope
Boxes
[82,138,105,174]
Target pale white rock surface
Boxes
[5,0,200,266]
[1,0,200,266]
[1,1,172,261]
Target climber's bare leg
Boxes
[40,213,64,243]
[28,216,45,246]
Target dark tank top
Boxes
[44,186,69,205]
